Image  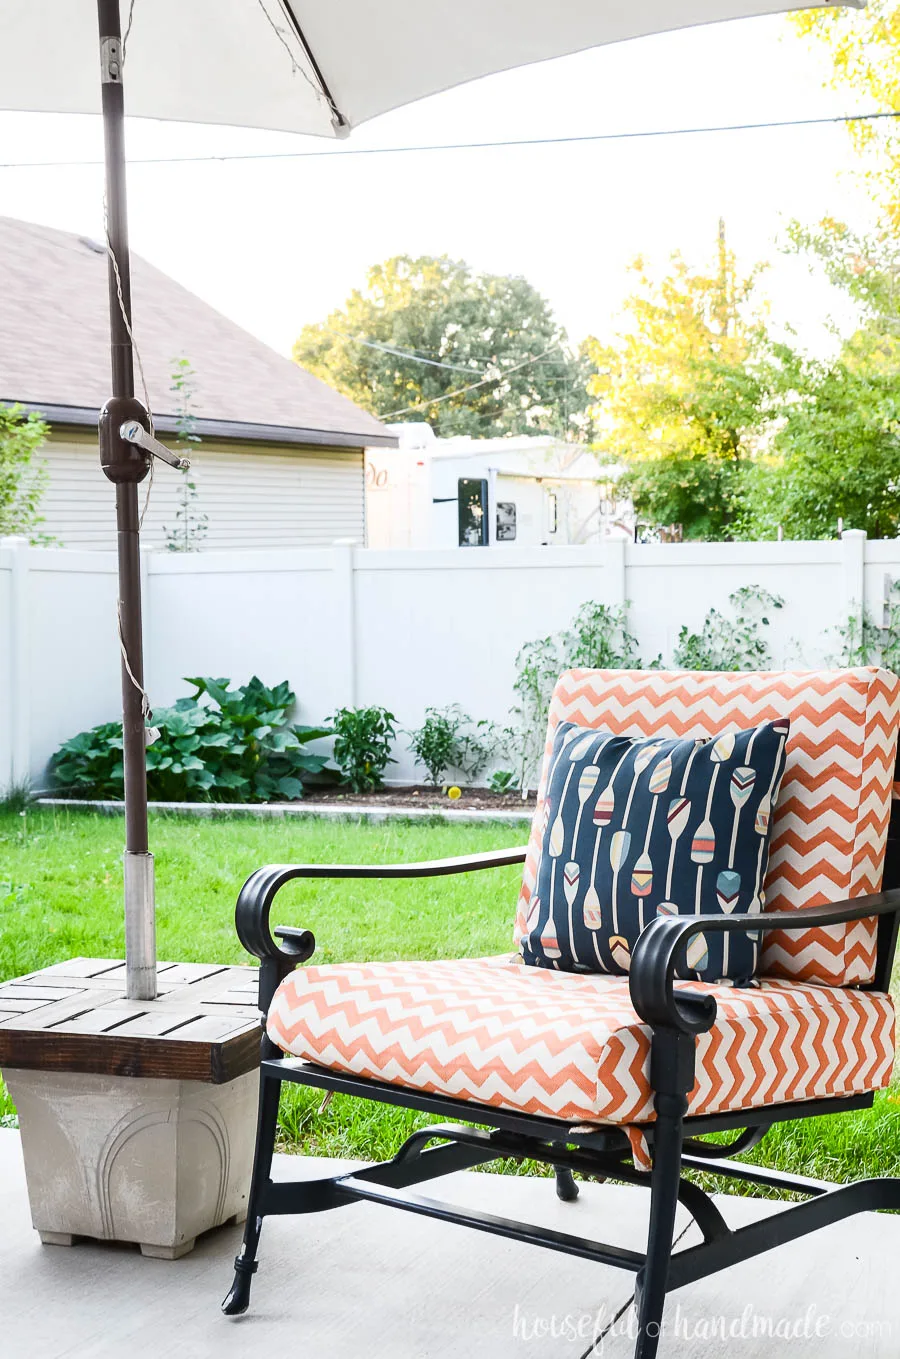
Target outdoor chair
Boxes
[223,668,900,1358]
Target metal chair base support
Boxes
[222,1060,897,1358]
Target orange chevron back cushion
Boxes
[515,668,900,986]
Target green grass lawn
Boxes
[1,805,898,1194]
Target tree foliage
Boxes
[791,1,900,225]
[585,216,900,542]
[739,339,900,540]
[584,230,770,539]
[0,405,49,541]
[294,254,588,438]
[788,217,900,336]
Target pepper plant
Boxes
[407,705,493,786]
[330,705,397,793]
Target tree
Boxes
[791,2,900,226]
[738,340,900,540]
[734,219,900,540]
[788,216,900,339]
[293,254,588,438]
[0,404,49,541]
[584,226,770,539]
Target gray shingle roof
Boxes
[0,216,394,448]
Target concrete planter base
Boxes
[4,1067,258,1258]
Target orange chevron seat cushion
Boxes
[516,669,900,987]
[267,956,895,1129]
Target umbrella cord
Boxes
[103,204,155,530]
[117,601,154,733]
[122,0,137,61]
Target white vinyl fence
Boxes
[2,530,896,791]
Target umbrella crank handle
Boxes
[119,421,191,471]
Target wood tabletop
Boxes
[0,958,262,1083]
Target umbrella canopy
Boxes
[0,0,862,1001]
[3,0,861,136]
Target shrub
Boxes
[49,721,123,798]
[673,586,784,670]
[331,705,397,793]
[50,676,331,802]
[407,705,493,786]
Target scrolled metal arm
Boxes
[630,887,900,1036]
[236,847,529,1010]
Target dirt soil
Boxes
[304,784,537,813]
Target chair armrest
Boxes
[235,846,529,970]
[629,888,900,1036]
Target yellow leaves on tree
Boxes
[587,224,765,451]
[791,1,900,225]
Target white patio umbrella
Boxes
[0,0,861,1001]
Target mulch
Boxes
[303,784,537,812]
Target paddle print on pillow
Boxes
[519,718,789,985]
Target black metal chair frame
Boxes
[223,846,900,1359]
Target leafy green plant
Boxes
[49,721,123,798]
[164,358,208,553]
[49,677,331,803]
[487,770,516,794]
[673,586,784,671]
[832,608,884,668]
[331,705,397,793]
[407,705,493,786]
[831,582,900,674]
[0,403,51,542]
[497,601,646,797]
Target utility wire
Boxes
[2,108,900,170]
[320,328,481,372]
[380,344,564,420]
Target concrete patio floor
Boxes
[1,1128,897,1358]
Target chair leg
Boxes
[554,1166,579,1201]
[222,1066,282,1316]
[632,1093,686,1359]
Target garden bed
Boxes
[300,784,537,812]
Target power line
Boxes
[316,326,580,375]
[380,345,564,420]
[320,327,575,369]
[2,108,900,170]
[319,327,479,372]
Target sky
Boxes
[0,12,881,366]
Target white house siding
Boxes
[36,431,367,550]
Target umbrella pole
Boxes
[97,0,156,1002]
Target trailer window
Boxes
[496,501,517,542]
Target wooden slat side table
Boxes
[0,958,263,1259]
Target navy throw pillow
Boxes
[519,719,789,985]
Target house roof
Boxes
[0,217,396,449]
